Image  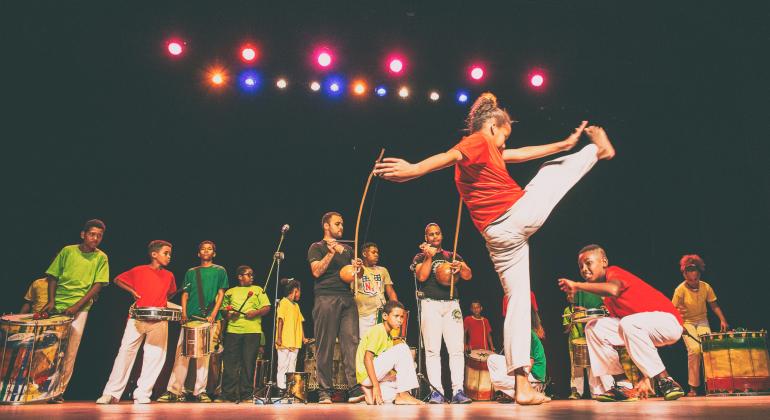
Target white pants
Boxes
[570,365,613,396]
[59,311,88,393]
[167,332,210,395]
[483,145,598,373]
[360,343,419,403]
[487,354,538,399]
[683,320,710,387]
[420,299,464,392]
[276,348,299,389]
[359,313,378,339]
[586,312,683,379]
[101,320,168,400]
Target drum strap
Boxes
[195,268,207,316]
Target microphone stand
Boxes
[254,249,295,404]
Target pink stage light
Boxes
[241,46,257,62]
[531,73,545,87]
[167,40,184,56]
[317,51,332,68]
[470,66,485,80]
[389,58,404,74]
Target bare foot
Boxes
[584,125,615,160]
[394,393,424,405]
[514,374,550,405]
[362,386,374,405]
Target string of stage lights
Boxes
[165,39,547,103]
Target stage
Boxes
[2,397,769,419]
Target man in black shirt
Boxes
[308,212,364,403]
[412,223,473,404]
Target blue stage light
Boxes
[238,70,261,92]
[375,86,387,97]
[324,75,346,97]
[457,91,469,103]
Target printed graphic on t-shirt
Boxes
[360,272,383,297]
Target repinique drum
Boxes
[375,308,409,339]
[571,337,590,368]
[130,306,182,321]
[701,330,770,395]
[572,308,609,323]
[181,321,211,358]
[285,372,309,403]
[0,314,72,404]
[464,349,496,400]
[613,346,643,385]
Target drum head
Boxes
[468,349,495,361]
[185,320,210,329]
[571,337,588,345]
[1,313,72,326]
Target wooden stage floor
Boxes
[2,396,769,419]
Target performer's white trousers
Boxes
[420,299,464,392]
[101,319,168,401]
[360,343,419,403]
[358,313,378,340]
[487,354,537,399]
[586,312,683,379]
[483,144,598,373]
[276,348,299,389]
[167,332,210,395]
[60,311,88,392]
[683,320,710,387]
[570,364,613,395]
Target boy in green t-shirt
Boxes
[220,265,271,402]
[356,301,423,405]
[159,240,228,403]
[42,219,109,403]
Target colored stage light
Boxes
[398,86,409,98]
[352,81,367,95]
[238,70,261,92]
[325,75,346,97]
[375,86,387,97]
[241,46,257,62]
[470,66,484,80]
[389,58,404,74]
[330,82,340,92]
[429,91,440,101]
[310,81,321,91]
[207,67,227,86]
[457,91,469,103]
[167,40,184,56]
[531,74,544,87]
[276,78,288,89]
[317,51,332,68]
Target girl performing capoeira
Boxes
[374,92,615,404]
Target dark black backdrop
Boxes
[2,1,768,400]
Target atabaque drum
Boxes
[304,339,348,391]
[0,313,72,404]
[181,321,211,358]
[701,330,770,395]
[464,349,496,400]
[571,337,590,368]
[285,372,309,403]
[376,308,409,339]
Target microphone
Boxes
[281,224,290,233]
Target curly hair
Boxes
[679,254,705,273]
[466,92,513,133]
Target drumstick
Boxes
[236,291,255,314]
[450,198,463,300]
[191,315,208,322]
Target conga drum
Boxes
[0,314,73,404]
[701,330,770,395]
[464,349,496,400]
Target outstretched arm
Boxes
[502,121,587,163]
[374,149,462,182]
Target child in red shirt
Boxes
[96,240,176,404]
[464,301,495,352]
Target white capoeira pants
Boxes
[483,144,599,373]
[58,311,88,394]
[487,354,539,399]
[420,299,464,393]
[586,312,683,379]
[570,364,613,396]
[358,313,378,340]
[167,331,210,396]
[360,343,419,403]
[100,319,168,401]
[276,348,299,389]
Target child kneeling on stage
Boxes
[97,240,176,404]
[356,301,423,405]
[558,244,685,402]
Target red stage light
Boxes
[389,58,404,74]
[531,74,545,87]
[241,46,258,62]
[317,51,332,68]
[470,66,484,80]
[167,40,184,56]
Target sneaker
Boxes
[197,392,213,403]
[156,391,184,403]
[568,388,581,400]
[348,385,365,403]
[318,392,332,404]
[134,397,151,404]
[96,395,118,404]
[658,377,684,401]
[451,389,472,404]
[47,396,64,404]
[595,385,639,402]
[427,390,446,404]
[495,391,514,404]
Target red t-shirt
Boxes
[464,316,492,350]
[453,132,525,232]
[117,265,177,308]
[603,266,683,325]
